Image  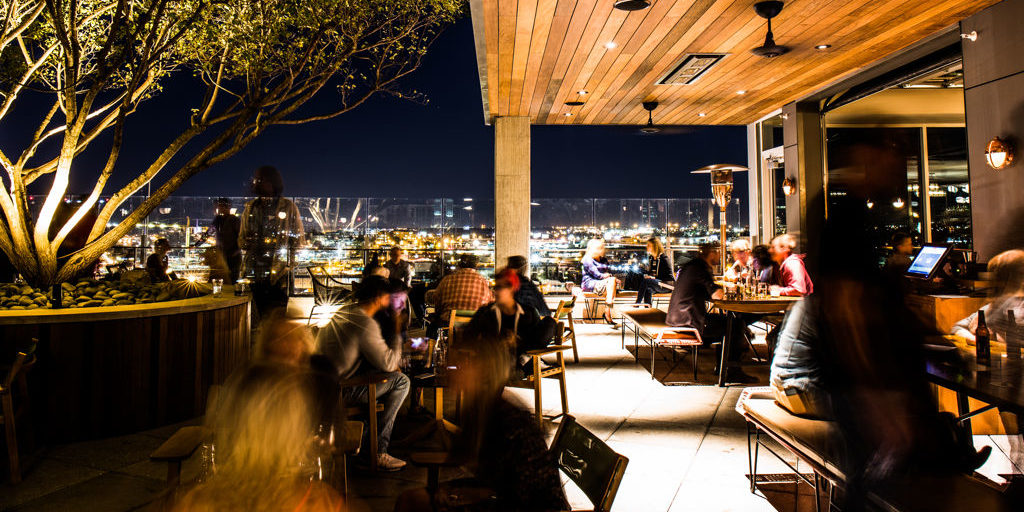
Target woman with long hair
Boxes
[636,236,673,305]
[580,238,619,324]
[174,364,343,511]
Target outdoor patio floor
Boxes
[2,302,1021,511]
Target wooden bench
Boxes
[149,425,212,487]
[737,388,1016,512]
[619,308,702,383]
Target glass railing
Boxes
[90,196,747,293]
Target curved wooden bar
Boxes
[0,291,251,443]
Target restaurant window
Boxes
[826,126,971,259]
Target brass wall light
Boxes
[985,136,1014,170]
[781,176,795,196]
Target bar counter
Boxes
[0,289,251,442]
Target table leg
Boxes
[434,387,444,421]
[956,390,974,445]
[718,313,734,387]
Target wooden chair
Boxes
[149,425,212,488]
[552,297,579,363]
[411,415,629,512]
[339,372,388,471]
[2,338,37,484]
[508,327,572,425]
[581,292,604,322]
[327,420,364,499]
[446,309,475,345]
[307,266,352,325]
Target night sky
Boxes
[6,17,748,202]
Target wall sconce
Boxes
[781,177,795,196]
[985,136,1014,170]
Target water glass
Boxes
[211,278,223,296]
[757,282,768,298]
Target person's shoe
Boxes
[725,370,759,384]
[376,453,407,471]
[522,360,556,377]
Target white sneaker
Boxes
[376,453,407,471]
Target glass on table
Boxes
[211,278,223,296]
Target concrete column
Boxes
[782,102,825,252]
[494,116,531,271]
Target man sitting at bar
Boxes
[316,276,410,471]
[667,242,755,383]
[769,234,813,296]
[466,268,557,376]
[425,254,493,337]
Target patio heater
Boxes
[692,164,748,274]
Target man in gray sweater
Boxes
[317,276,410,470]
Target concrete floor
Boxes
[2,302,1021,511]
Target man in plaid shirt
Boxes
[427,254,493,335]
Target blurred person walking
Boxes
[196,198,242,284]
[173,363,344,511]
[240,165,304,320]
[507,255,549,317]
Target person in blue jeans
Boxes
[316,276,411,471]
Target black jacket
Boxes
[647,253,674,282]
[514,276,551,317]
[666,258,719,331]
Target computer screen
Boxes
[906,245,952,279]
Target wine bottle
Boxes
[976,309,991,370]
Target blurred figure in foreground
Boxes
[507,255,550,317]
[175,364,343,511]
[950,249,1024,470]
[394,333,567,512]
[808,190,988,509]
[466,268,557,376]
[240,165,304,320]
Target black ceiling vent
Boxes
[657,53,727,85]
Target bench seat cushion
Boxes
[622,309,702,346]
[741,398,842,478]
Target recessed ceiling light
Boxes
[736,90,746,95]
[604,41,618,50]
[698,112,707,117]
[815,44,831,50]
[578,89,589,95]
[563,112,573,117]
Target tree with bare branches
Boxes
[0,0,462,286]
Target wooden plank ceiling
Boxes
[471,0,999,126]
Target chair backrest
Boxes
[554,297,576,320]
[447,309,476,344]
[2,338,37,392]
[549,415,629,512]
[308,266,330,301]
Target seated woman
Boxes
[751,244,778,284]
[636,236,674,305]
[580,239,619,324]
[394,333,567,512]
[466,268,556,376]
[951,249,1024,343]
[174,363,343,511]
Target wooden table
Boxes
[925,342,1024,437]
[711,296,801,387]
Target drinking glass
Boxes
[211,278,223,296]
[757,282,768,298]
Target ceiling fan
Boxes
[751,1,789,58]
[627,101,694,136]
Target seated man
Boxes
[425,254,493,337]
[724,238,753,282]
[769,299,830,419]
[666,242,756,383]
[466,268,557,375]
[507,255,550,317]
[769,234,813,296]
[146,238,173,283]
[316,276,410,471]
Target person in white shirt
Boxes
[316,276,409,471]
